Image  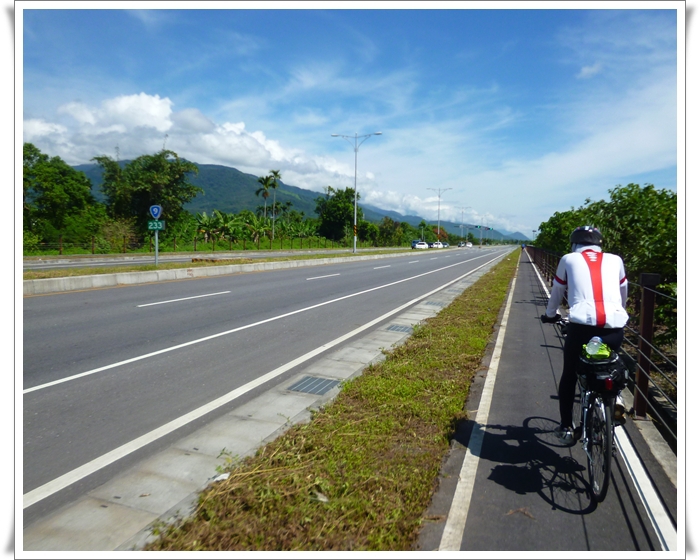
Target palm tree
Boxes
[269,169,281,240]
[256,175,274,219]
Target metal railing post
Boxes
[633,272,661,419]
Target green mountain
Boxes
[73,161,528,241]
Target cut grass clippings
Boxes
[145,250,519,551]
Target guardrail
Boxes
[526,246,677,452]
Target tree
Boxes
[93,149,201,233]
[378,217,404,246]
[535,183,677,344]
[535,183,676,285]
[269,169,281,240]
[314,187,362,241]
[195,211,218,243]
[256,175,274,219]
[214,210,243,245]
[358,220,379,246]
[23,143,98,240]
[242,211,270,245]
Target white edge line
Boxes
[528,249,676,551]
[373,265,391,269]
[615,430,677,550]
[438,253,519,551]
[137,291,231,307]
[23,253,509,508]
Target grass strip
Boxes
[22,249,412,281]
[146,250,518,551]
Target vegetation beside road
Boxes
[146,250,518,551]
[22,248,413,281]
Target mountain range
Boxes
[73,161,529,242]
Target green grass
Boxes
[145,250,519,551]
[22,249,412,281]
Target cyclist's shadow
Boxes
[463,417,599,514]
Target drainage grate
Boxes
[287,376,339,395]
[425,301,444,307]
[387,324,413,333]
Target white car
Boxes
[432,241,444,249]
[414,241,429,249]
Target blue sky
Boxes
[19,2,682,236]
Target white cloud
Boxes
[24,118,67,139]
[101,93,173,132]
[171,108,215,133]
[576,62,603,79]
[57,102,96,125]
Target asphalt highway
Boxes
[23,246,510,526]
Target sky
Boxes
[8,2,696,555]
[17,2,683,236]
[18,2,682,237]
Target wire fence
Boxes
[526,245,677,452]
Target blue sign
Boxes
[149,205,162,219]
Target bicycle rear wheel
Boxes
[586,394,613,502]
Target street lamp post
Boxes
[331,131,382,253]
[427,187,452,243]
[459,206,472,241]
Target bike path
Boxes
[418,249,678,553]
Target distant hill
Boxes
[74,161,527,241]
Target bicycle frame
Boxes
[578,387,615,462]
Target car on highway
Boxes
[411,239,422,249]
[413,241,429,249]
[458,241,466,247]
[432,241,444,249]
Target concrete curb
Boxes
[24,252,413,296]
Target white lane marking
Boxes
[615,430,677,550]
[409,261,419,264]
[23,253,507,509]
[374,265,391,270]
[137,291,231,307]
[439,252,519,550]
[527,249,676,551]
[24,252,508,395]
[430,257,438,260]
[307,273,341,280]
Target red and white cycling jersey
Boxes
[546,246,629,328]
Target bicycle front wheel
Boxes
[586,394,613,502]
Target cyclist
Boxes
[540,226,629,444]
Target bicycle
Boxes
[556,317,629,502]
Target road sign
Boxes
[148,220,166,231]
[149,205,162,220]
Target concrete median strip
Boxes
[24,252,412,296]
